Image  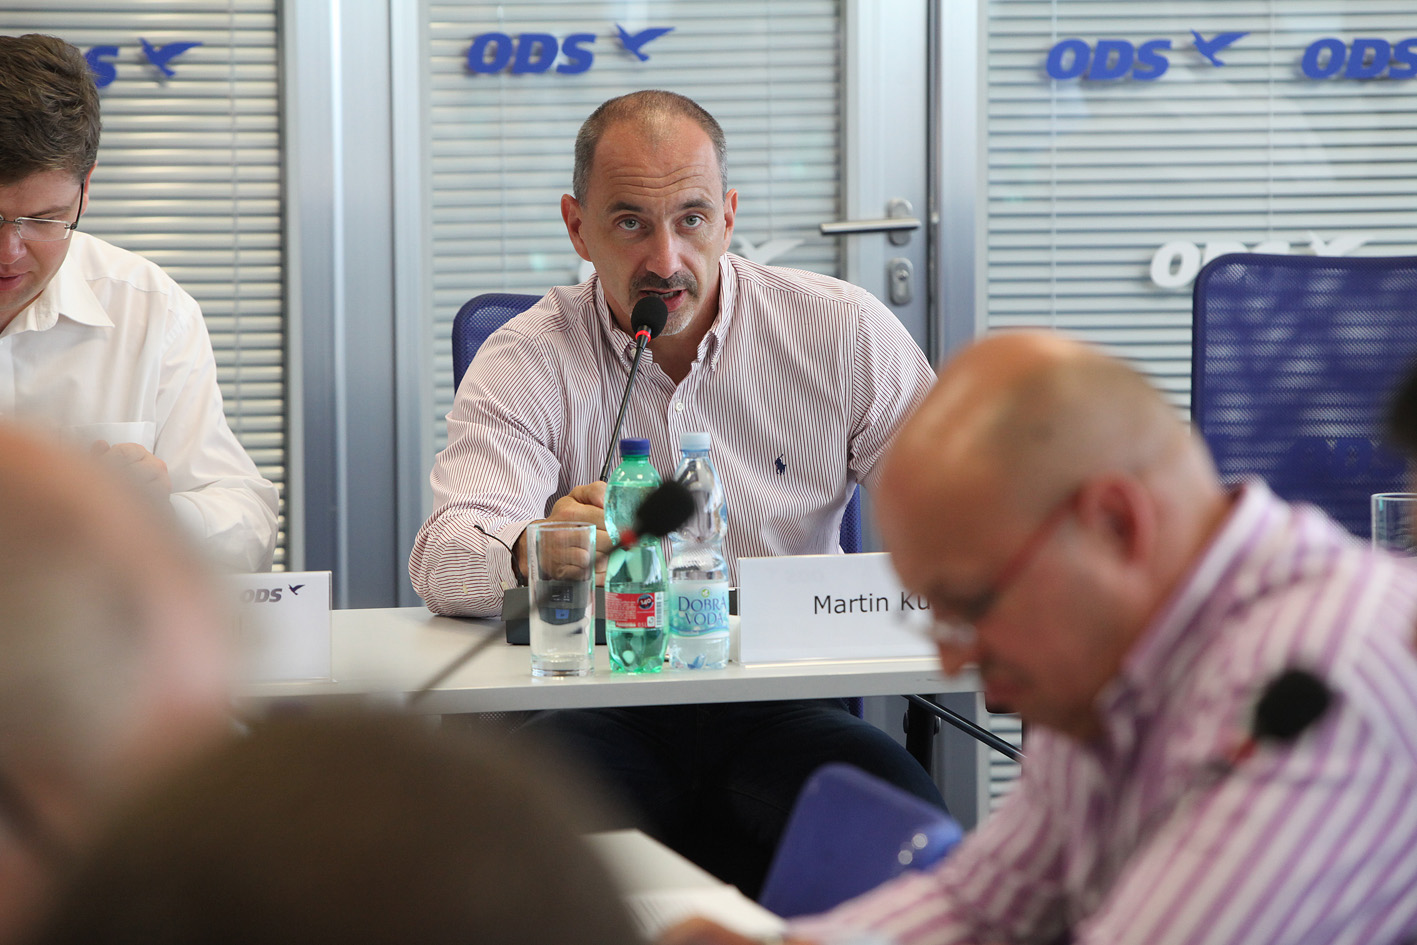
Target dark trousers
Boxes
[517,699,945,898]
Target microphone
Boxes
[608,479,694,552]
[598,296,668,482]
[1225,668,1334,767]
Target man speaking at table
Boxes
[667,331,1417,945]
[410,90,942,894]
[0,34,278,572]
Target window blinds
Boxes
[17,3,287,566]
[986,1,1417,409]
[424,0,844,451]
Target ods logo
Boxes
[1300,37,1417,80]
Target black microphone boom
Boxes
[599,296,669,482]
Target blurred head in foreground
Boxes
[34,713,643,945]
[0,423,232,942]
[1386,356,1417,480]
[876,331,1229,741]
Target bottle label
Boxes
[670,581,730,636]
[607,591,662,629]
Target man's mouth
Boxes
[0,273,24,290]
[641,287,687,311]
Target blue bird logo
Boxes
[775,454,786,476]
[1190,30,1248,67]
[616,25,674,62]
[140,38,203,77]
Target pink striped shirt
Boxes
[410,253,933,616]
[793,480,1417,945]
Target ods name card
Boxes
[737,553,936,663]
[228,570,333,682]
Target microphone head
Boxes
[633,480,694,538]
[631,296,669,339]
[1252,668,1333,744]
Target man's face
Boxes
[561,117,737,338]
[0,169,88,331]
[878,472,1132,741]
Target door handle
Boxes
[818,197,919,246]
[818,218,921,236]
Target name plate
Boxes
[737,553,936,663]
[228,571,333,682]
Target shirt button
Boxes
[674,402,685,413]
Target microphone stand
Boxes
[599,327,652,482]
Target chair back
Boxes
[451,292,541,387]
[1192,253,1417,538]
[759,762,961,918]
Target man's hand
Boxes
[90,440,172,502]
[514,481,612,583]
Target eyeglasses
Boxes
[900,488,1079,647]
[0,178,86,243]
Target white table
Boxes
[240,606,972,717]
[588,829,786,937]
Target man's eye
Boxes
[683,214,704,228]
[617,219,641,231]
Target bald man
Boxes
[669,332,1417,945]
[0,424,233,943]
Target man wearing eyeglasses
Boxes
[668,331,1417,945]
[0,34,277,572]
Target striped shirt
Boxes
[410,253,933,616]
[792,480,1417,945]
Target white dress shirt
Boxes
[411,252,934,616]
[0,231,279,571]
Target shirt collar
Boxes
[590,254,741,373]
[1098,478,1275,728]
[2,237,113,337]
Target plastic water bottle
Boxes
[667,431,730,669]
[604,438,666,673]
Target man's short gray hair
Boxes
[572,89,727,203]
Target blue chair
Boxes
[452,292,541,388]
[1192,254,1417,539]
[758,762,963,918]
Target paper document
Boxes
[625,885,786,939]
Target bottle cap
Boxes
[619,438,651,457]
[680,431,711,452]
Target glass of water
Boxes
[1371,493,1417,555]
[527,521,596,676]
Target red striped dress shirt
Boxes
[792,480,1417,945]
[410,253,934,617]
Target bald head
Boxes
[0,424,231,940]
[572,90,727,202]
[877,332,1230,739]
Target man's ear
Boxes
[1076,474,1154,566]
[720,188,738,249]
[560,194,590,262]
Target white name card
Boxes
[737,553,936,663]
[228,571,333,682]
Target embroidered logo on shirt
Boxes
[775,453,786,476]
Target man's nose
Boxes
[935,639,980,676]
[0,222,27,263]
[643,228,681,280]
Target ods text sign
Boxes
[737,553,936,663]
[228,571,333,682]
